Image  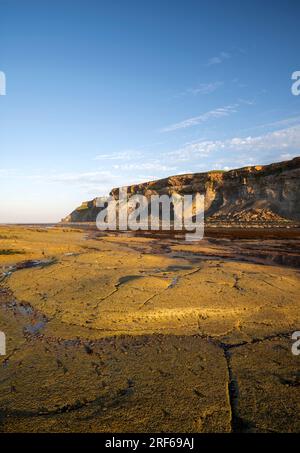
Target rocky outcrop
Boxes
[62,157,300,225]
[62,198,102,223]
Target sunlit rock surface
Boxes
[0,226,299,432]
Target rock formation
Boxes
[62,157,300,225]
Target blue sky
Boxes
[0,0,299,222]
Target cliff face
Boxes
[62,198,101,223]
[62,157,300,224]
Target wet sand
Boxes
[0,225,299,432]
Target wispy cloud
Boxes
[24,170,121,196]
[168,124,300,164]
[94,150,140,160]
[168,141,221,161]
[253,115,300,131]
[238,98,256,106]
[0,168,18,177]
[49,170,117,184]
[26,164,178,195]
[180,81,223,96]
[161,104,238,133]
[206,51,231,66]
[279,153,295,160]
[112,162,177,172]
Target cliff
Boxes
[62,198,101,223]
[62,157,300,225]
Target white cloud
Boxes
[112,162,177,172]
[238,98,256,106]
[26,170,120,196]
[206,51,231,66]
[94,150,140,160]
[161,104,238,132]
[181,81,223,96]
[255,116,300,130]
[168,141,219,161]
[168,124,300,163]
[49,170,117,184]
[0,168,18,177]
[280,153,294,160]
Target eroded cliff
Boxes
[62,157,300,225]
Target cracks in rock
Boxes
[96,275,144,308]
[223,347,240,432]
[198,329,292,352]
[222,345,253,433]
[261,279,286,292]
[137,267,202,310]
[0,326,295,430]
[1,379,135,420]
[197,329,292,432]
[97,268,187,310]
[223,331,292,350]
[141,266,202,298]
[138,293,158,310]
[181,266,202,278]
[97,287,119,305]
[0,258,58,285]
[167,276,179,289]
